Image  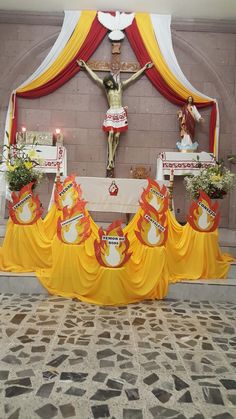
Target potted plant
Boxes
[184,160,235,200]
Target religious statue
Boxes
[176,96,203,152]
[77,59,153,173]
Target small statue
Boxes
[177,96,204,152]
[77,59,153,171]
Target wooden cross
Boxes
[87,42,140,75]
[85,42,140,177]
[80,41,141,177]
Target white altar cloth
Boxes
[50,177,165,213]
[25,145,67,176]
[156,151,215,180]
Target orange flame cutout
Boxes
[135,204,168,247]
[188,191,220,232]
[57,201,91,245]
[54,174,83,210]
[9,183,43,225]
[140,179,168,213]
[94,220,132,268]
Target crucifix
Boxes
[77,27,152,177]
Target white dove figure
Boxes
[98,11,135,41]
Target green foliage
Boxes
[184,160,236,200]
[1,140,44,191]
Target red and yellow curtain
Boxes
[126,14,218,155]
[9,11,107,144]
[6,11,218,155]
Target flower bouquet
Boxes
[184,160,235,200]
[1,136,44,192]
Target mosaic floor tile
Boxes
[0,295,236,418]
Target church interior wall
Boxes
[0,17,235,227]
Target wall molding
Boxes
[0,10,236,33]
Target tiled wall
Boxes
[0,19,236,227]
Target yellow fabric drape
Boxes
[135,13,209,103]
[17,11,96,93]
[166,220,232,281]
[0,219,52,272]
[43,204,61,241]
[0,206,232,305]
[36,225,169,306]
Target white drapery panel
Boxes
[3,11,82,146]
[150,14,212,100]
[150,14,219,157]
[18,11,81,89]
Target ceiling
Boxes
[0,0,236,20]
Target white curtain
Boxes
[150,14,219,157]
[1,11,82,203]
[4,10,82,146]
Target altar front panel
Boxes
[49,177,165,213]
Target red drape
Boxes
[125,20,216,153]
[10,17,107,143]
[11,16,216,152]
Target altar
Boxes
[49,177,157,213]
[25,145,67,176]
[156,151,216,180]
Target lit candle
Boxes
[170,168,174,182]
[21,126,26,142]
[55,128,63,145]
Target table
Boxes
[25,145,67,176]
[156,151,215,180]
[49,177,165,213]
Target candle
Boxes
[55,128,63,145]
[170,169,174,182]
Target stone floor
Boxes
[0,295,236,419]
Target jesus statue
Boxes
[77,59,153,173]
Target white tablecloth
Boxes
[156,151,215,180]
[50,177,165,213]
[25,145,67,176]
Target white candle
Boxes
[170,169,174,182]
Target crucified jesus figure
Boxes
[77,59,153,172]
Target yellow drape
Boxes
[43,204,61,241]
[36,229,169,306]
[0,207,232,305]
[135,13,209,103]
[0,219,52,272]
[166,214,232,281]
[17,11,96,93]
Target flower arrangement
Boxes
[1,136,44,191]
[184,160,236,200]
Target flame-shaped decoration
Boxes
[57,201,91,245]
[188,191,220,232]
[9,182,43,225]
[140,179,168,213]
[135,204,168,247]
[54,174,83,210]
[94,220,132,268]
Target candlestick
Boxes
[56,161,61,184]
[169,169,174,211]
